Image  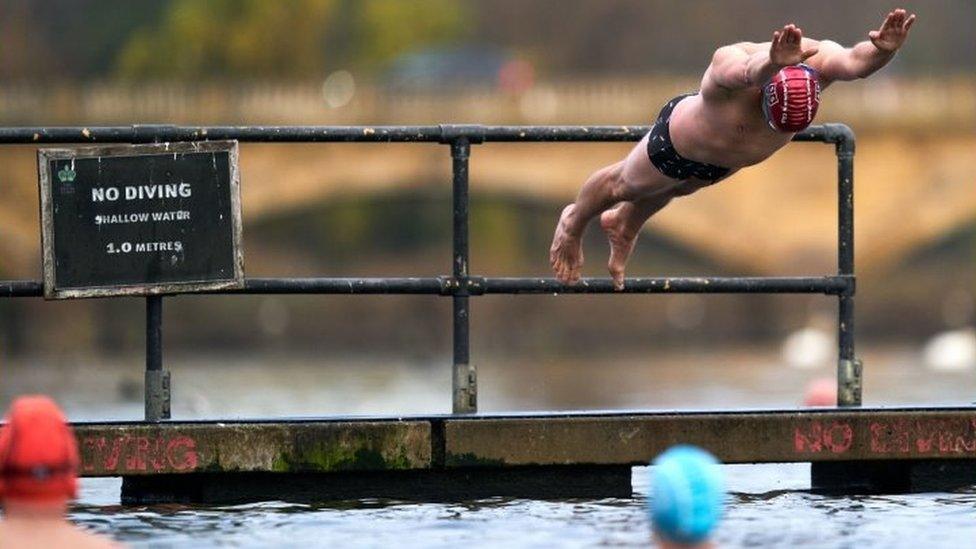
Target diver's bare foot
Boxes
[550,204,584,284]
[600,204,640,290]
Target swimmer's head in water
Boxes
[762,64,821,132]
[0,395,79,502]
[648,445,726,545]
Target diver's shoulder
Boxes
[733,41,769,54]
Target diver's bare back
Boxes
[549,9,916,289]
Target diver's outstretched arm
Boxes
[816,9,916,83]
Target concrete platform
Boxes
[76,420,431,476]
[72,408,976,502]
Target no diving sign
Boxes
[38,141,244,299]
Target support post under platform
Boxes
[121,465,633,504]
[812,459,976,494]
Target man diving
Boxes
[550,9,916,289]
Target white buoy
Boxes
[923,327,976,371]
[782,326,835,370]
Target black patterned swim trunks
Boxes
[647,92,731,183]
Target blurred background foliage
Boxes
[2,0,469,80]
[2,0,973,80]
[113,0,467,79]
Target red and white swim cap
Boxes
[762,64,821,132]
[0,396,79,502]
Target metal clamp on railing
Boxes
[438,124,486,145]
[838,358,863,407]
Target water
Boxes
[72,466,976,548]
[6,346,976,547]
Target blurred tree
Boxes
[0,0,167,79]
[114,0,467,79]
[350,0,467,68]
[116,0,338,79]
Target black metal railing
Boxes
[0,123,859,419]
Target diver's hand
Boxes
[869,9,916,53]
[770,24,818,67]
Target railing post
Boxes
[834,126,861,407]
[450,137,476,414]
[131,128,173,422]
[145,295,170,420]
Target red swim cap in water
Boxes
[0,396,78,501]
[762,64,821,132]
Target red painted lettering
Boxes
[102,437,125,470]
[166,437,198,470]
[795,422,824,453]
[125,437,150,471]
[870,420,911,453]
[824,422,853,453]
[81,434,199,473]
[795,421,853,454]
[148,437,168,472]
[82,437,106,472]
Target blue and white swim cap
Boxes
[647,445,726,544]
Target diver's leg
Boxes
[550,133,675,284]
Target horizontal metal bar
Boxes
[0,125,442,144]
[234,277,449,295]
[0,280,43,297]
[0,124,844,144]
[478,125,647,142]
[475,276,850,295]
[0,278,450,296]
[0,275,851,298]
[481,123,839,143]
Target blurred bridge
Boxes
[1,77,974,276]
[2,134,972,278]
